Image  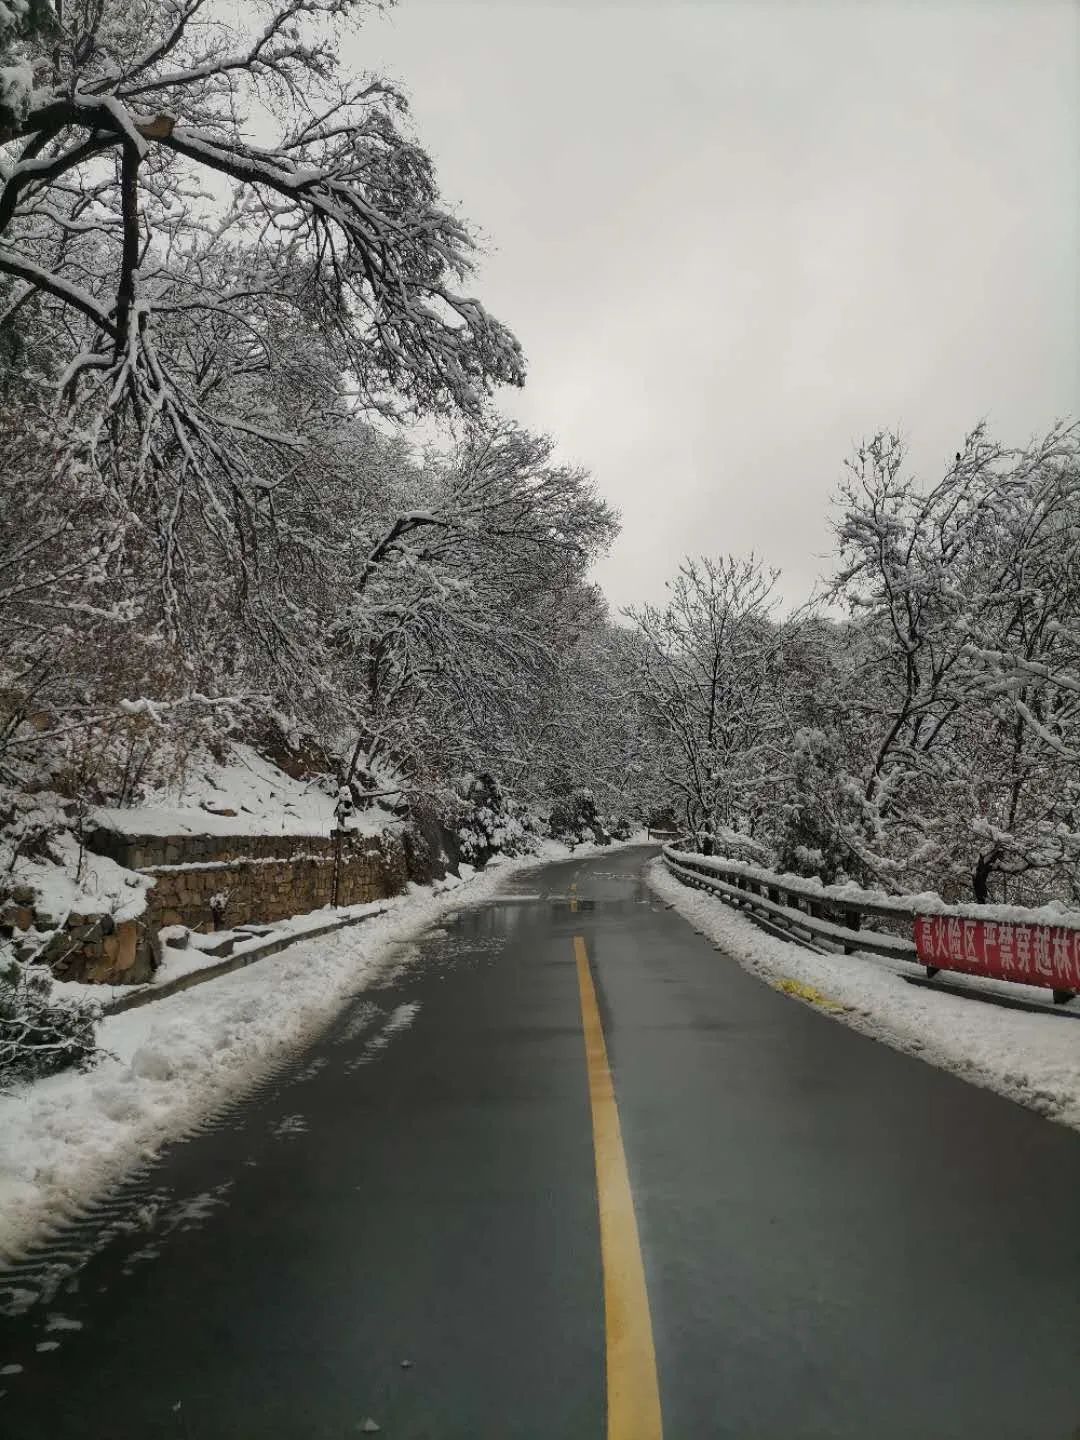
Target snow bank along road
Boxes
[2,846,1080,1438]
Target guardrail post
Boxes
[843,911,861,955]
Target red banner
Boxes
[914,914,1079,993]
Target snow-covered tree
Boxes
[952,423,1080,900]
[0,0,523,643]
[627,555,785,852]
[822,424,1080,900]
[328,423,618,794]
[0,0,539,803]
[0,0,52,136]
[633,423,1079,907]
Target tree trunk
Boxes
[972,854,994,904]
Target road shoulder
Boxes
[648,857,1080,1132]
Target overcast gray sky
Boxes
[355,0,1079,612]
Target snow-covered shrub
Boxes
[455,774,537,867]
[0,955,99,1090]
[773,727,856,883]
[710,826,773,867]
[690,824,769,867]
[395,787,458,884]
[208,890,230,929]
[549,789,611,850]
[0,0,53,134]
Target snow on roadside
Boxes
[0,837,643,1263]
[1,902,418,1264]
[91,743,393,840]
[10,830,153,928]
[648,859,1080,1133]
[51,900,395,1006]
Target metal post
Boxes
[843,910,861,955]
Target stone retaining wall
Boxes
[4,903,144,987]
[142,832,407,932]
[17,828,409,986]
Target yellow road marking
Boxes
[570,878,578,913]
[772,976,847,1013]
[574,935,664,1440]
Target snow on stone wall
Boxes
[140,832,408,935]
[5,831,409,986]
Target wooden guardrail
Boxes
[662,847,1079,1004]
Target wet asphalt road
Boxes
[2,846,1080,1438]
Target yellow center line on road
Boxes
[574,934,664,1440]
